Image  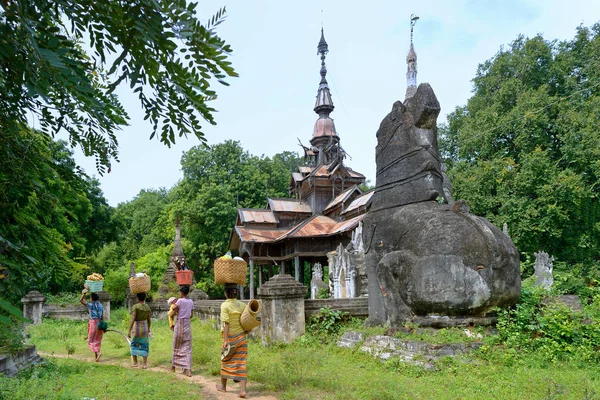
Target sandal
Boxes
[239,394,247,399]
[141,365,147,369]
[216,384,226,393]
[132,364,138,368]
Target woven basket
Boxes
[85,280,104,293]
[240,299,261,332]
[129,276,151,294]
[175,270,193,285]
[214,258,247,285]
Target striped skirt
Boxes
[87,319,103,353]
[221,332,247,381]
[172,318,192,369]
[130,320,149,357]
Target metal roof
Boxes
[323,185,361,213]
[341,191,373,215]
[291,172,304,183]
[285,214,365,239]
[238,209,278,224]
[234,226,288,243]
[268,198,312,213]
[298,166,313,174]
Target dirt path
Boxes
[39,352,278,400]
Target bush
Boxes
[306,307,350,340]
[493,280,600,362]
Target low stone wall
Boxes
[304,298,369,318]
[0,345,43,377]
[43,304,88,321]
[338,331,483,369]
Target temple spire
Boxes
[311,28,340,166]
[314,28,334,115]
[405,14,419,99]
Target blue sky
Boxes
[64,0,600,206]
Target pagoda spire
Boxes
[405,14,419,99]
[314,28,334,115]
[311,28,340,165]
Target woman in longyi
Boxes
[171,284,194,377]
[216,284,248,398]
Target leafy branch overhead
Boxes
[0,1,238,174]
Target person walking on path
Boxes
[79,288,104,362]
[171,285,194,377]
[216,284,248,398]
[128,292,152,369]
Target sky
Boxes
[64,0,600,206]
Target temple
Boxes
[228,29,371,299]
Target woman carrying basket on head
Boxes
[79,287,104,362]
[216,284,248,398]
[128,292,151,369]
[171,285,194,377]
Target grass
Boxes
[0,357,200,400]
[17,308,600,399]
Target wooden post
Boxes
[258,264,263,286]
[280,260,285,275]
[249,259,255,299]
[295,255,300,281]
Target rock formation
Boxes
[363,83,521,326]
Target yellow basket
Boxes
[240,299,261,332]
[129,276,151,294]
[214,258,247,285]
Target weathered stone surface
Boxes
[370,84,445,212]
[337,331,364,348]
[364,84,521,326]
[541,295,583,312]
[355,333,483,365]
[533,251,554,289]
[258,274,307,345]
[0,346,43,377]
[21,290,46,325]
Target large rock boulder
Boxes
[364,83,521,326]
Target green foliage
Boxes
[0,298,28,352]
[306,307,350,340]
[44,292,81,305]
[316,287,330,299]
[0,0,237,173]
[492,280,600,363]
[0,133,116,303]
[441,24,600,264]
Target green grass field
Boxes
[4,308,600,399]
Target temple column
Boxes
[294,255,300,281]
[257,274,307,344]
[249,259,255,299]
[258,264,263,287]
[280,261,285,275]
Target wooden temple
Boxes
[228,29,373,298]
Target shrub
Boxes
[306,307,350,340]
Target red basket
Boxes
[176,270,193,285]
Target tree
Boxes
[0,1,237,173]
[0,131,116,302]
[440,24,600,265]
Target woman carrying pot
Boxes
[216,284,248,398]
[171,284,194,377]
[79,288,104,362]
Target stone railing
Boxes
[304,297,369,318]
[43,304,89,320]
[22,290,112,323]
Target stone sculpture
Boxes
[310,262,329,299]
[363,83,521,325]
[533,251,553,290]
